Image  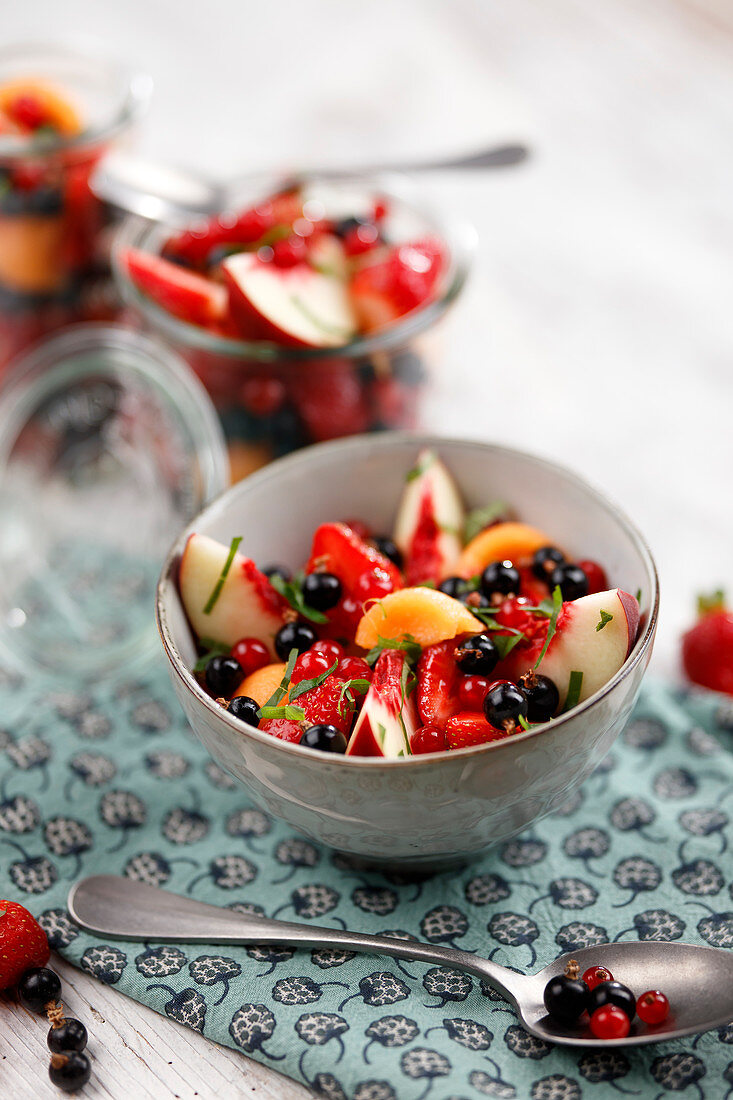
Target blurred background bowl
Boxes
[156,432,658,871]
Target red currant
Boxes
[458,675,490,711]
[410,725,448,755]
[230,637,270,677]
[338,656,372,682]
[271,235,307,267]
[311,639,345,664]
[290,650,331,687]
[577,559,608,595]
[372,198,389,221]
[582,965,614,991]
[343,223,380,257]
[589,1005,630,1040]
[636,990,669,1025]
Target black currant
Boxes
[455,634,499,677]
[49,1051,92,1093]
[532,546,565,581]
[18,967,61,1013]
[274,621,316,661]
[543,975,588,1023]
[300,724,348,753]
[372,536,403,571]
[480,560,520,598]
[262,564,291,584]
[302,572,342,611]
[439,576,469,599]
[483,680,528,730]
[549,563,589,601]
[204,655,242,697]
[332,215,373,238]
[519,673,560,722]
[227,695,260,726]
[587,980,636,1021]
[48,1018,88,1054]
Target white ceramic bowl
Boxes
[156,434,659,871]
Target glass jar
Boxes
[113,174,474,480]
[0,43,151,372]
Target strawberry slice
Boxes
[163,190,304,268]
[446,712,516,750]
[349,237,444,333]
[122,249,226,328]
[297,676,353,736]
[307,523,402,597]
[260,718,303,743]
[416,640,460,728]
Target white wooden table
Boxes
[2,0,733,1094]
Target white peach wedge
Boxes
[392,450,465,584]
[346,650,418,757]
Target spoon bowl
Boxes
[68,875,733,1048]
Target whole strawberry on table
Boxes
[180,450,641,756]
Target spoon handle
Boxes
[317,143,530,177]
[68,875,528,1004]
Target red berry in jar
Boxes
[410,724,448,755]
[271,235,307,268]
[589,1005,630,1040]
[636,990,669,1025]
[230,637,270,677]
[458,675,490,711]
[290,649,332,687]
[582,965,614,991]
[239,375,286,417]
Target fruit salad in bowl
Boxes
[157,435,658,868]
[0,43,150,369]
[115,177,472,479]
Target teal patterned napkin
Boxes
[1,660,732,1100]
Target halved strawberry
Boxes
[306,523,402,596]
[416,640,460,728]
[298,676,353,736]
[349,237,444,333]
[260,718,303,743]
[122,248,226,328]
[445,712,516,750]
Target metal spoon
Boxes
[68,875,733,1048]
[92,142,529,224]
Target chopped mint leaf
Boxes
[467,605,523,635]
[337,677,371,711]
[563,670,584,712]
[264,648,299,709]
[533,585,563,671]
[193,637,229,673]
[635,588,642,604]
[437,521,460,536]
[521,597,555,618]
[365,634,422,667]
[289,660,339,702]
[269,571,328,624]
[596,610,613,632]
[257,223,292,247]
[518,715,531,731]
[493,633,524,661]
[418,579,437,590]
[405,451,435,483]
[258,703,306,722]
[203,537,242,614]
[464,501,508,543]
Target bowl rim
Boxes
[155,432,660,768]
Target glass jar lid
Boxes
[0,323,228,680]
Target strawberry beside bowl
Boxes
[156,434,659,871]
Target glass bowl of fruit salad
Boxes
[0,42,151,372]
[156,434,658,870]
[114,175,474,480]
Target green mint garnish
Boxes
[467,606,523,635]
[464,501,508,544]
[533,585,563,671]
[365,634,422,667]
[492,633,524,661]
[635,588,642,604]
[596,610,613,631]
[521,597,555,618]
[405,450,435,483]
[563,670,584,712]
[203,537,242,614]
[289,660,339,702]
[337,678,371,711]
[437,521,460,536]
[263,648,299,709]
[193,637,230,673]
[518,715,531,731]
[258,703,305,722]
[269,571,328,624]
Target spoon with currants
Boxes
[69,875,733,1048]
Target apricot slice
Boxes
[233,662,286,707]
[355,588,484,650]
[456,522,555,579]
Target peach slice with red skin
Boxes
[456,522,554,580]
[179,533,287,654]
[393,450,465,585]
[354,587,484,651]
[346,650,418,757]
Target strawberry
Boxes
[349,238,444,333]
[288,361,370,443]
[297,676,354,735]
[682,591,733,695]
[445,712,516,750]
[306,522,402,597]
[260,718,303,743]
[0,900,50,990]
[123,249,227,328]
[416,640,460,728]
[164,190,304,268]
